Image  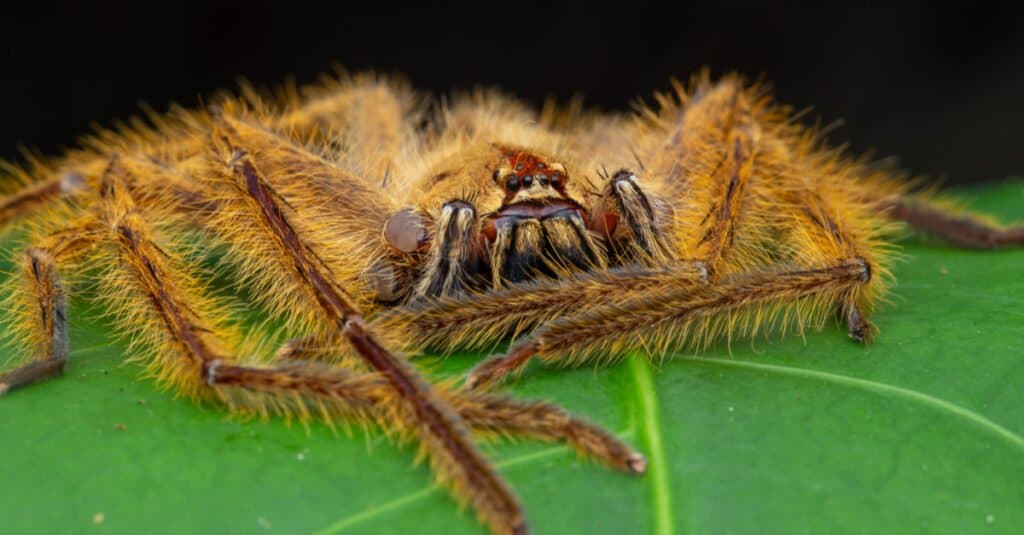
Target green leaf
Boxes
[1,180,1022,534]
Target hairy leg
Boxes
[0,76,407,230]
[635,76,767,276]
[468,258,870,389]
[376,262,709,353]
[885,197,1024,249]
[265,332,645,472]
[0,219,97,394]
[206,119,530,534]
[590,170,675,265]
[290,74,419,184]
[780,186,889,342]
[0,171,88,227]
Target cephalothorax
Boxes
[1,71,1022,535]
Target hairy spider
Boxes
[1,71,1021,535]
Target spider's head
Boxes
[491,146,569,205]
[474,146,604,283]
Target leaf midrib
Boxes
[628,353,675,535]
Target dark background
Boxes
[2,3,1021,185]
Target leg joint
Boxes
[204,358,223,386]
[854,257,872,283]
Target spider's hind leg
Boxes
[0,219,97,395]
[885,196,1024,249]
[0,169,89,230]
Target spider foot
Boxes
[0,357,67,396]
[845,304,875,344]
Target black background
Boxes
[2,2,1021,185]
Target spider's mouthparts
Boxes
[480,200,586,242]
[492,199,585,219]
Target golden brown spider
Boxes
[1,71,1021,535]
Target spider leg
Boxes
[205,117,528,535]
[267,336,646,473]
[0,75,407,230]
[885,197,1024,249]
[780,185,888,343]
[275,333,349,362]
[115,155,223,218]
[448,389,646,473]
[0,219,98,394]
[468,258,871,389]
[289,75,419,183]
[638,76,889,342]
[642,76,763,277]
[376,262,709,353]
[0,170,88,227]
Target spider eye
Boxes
[505,175,521,192]
[521,174,533,187]
[492,169,500,181]
[550,173,564,190]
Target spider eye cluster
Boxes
[493,150,568,197]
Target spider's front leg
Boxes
[467,258,872,389]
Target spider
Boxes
[0,71,1021,535]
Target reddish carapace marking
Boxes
[501,148,549,179]
[496,146,567,196]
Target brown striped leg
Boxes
[886,198,1024,249]
[275,334,348,362]
[210,124,525,535]
[655,79,758,277]
[0,171,87,227]
[0,220,97,395]
[375,262,709,353]
[266,335,646,473]
[783,184,883,343]
[447,390,646,474]
[468,258,870,390]
[685,124,758,278]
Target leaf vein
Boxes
[310,429,636,534]
[691,357,1024,451]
